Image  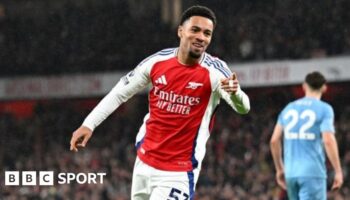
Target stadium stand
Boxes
[0,0,349,76]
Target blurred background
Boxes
[0,0,350,199]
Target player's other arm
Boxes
[220,73,250,114]
[322,104,343,190]
[323,132,343,190]
[270,123,287,190]
[70,66,150,152]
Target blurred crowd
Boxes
[1,86,349,200]
[0,0,350,76]
[0,0,349,199]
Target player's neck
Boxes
[305,91,322,100]
[177,50,200,66]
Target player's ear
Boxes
[178,25,183,38]
[321,84,327,93]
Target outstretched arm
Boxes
[70,67,150,152]
[270,123,286,190]
[323,132,343,190]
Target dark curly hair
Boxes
[180,5,216,28]
[305,71,326,90]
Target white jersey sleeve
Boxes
[209,58,250,114]
[219,84,250,114]
[82,59,152,131]
[82,48,177,131]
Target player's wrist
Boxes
[231,85,242,97]
[81,123,95,133]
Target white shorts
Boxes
[131,156,200,200]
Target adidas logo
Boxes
[155,75,167,85]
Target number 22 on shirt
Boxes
[284,109,316,140]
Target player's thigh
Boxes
[298,177,326,200]
[150,170,198,200]
[286,178,300,200]
[131,176,150,200]
[150,186,190,200]
[131,157,151,200]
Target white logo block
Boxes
[5,171,19,186]
[22,171,36,186]
[39,171,54,185]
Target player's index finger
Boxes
[70,134,77,145]
[70,143,75,150]
[70,139,76,148]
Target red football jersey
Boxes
[83,48,250,171]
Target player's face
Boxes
[178,16,214,59]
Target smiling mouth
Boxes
[192,43,204,49]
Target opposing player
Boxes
[70,5,250,200]
[270,71,343,200]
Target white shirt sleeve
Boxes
[82,62,152,131]
[218,85,250,114]
[210,59,250,114]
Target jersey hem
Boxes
[137,151,193,172]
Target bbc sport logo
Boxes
[5,171,106,186]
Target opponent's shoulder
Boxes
[319,100,332,107]
[319,100,334,113]
[138,48,177,67]
[201,52,231,78]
